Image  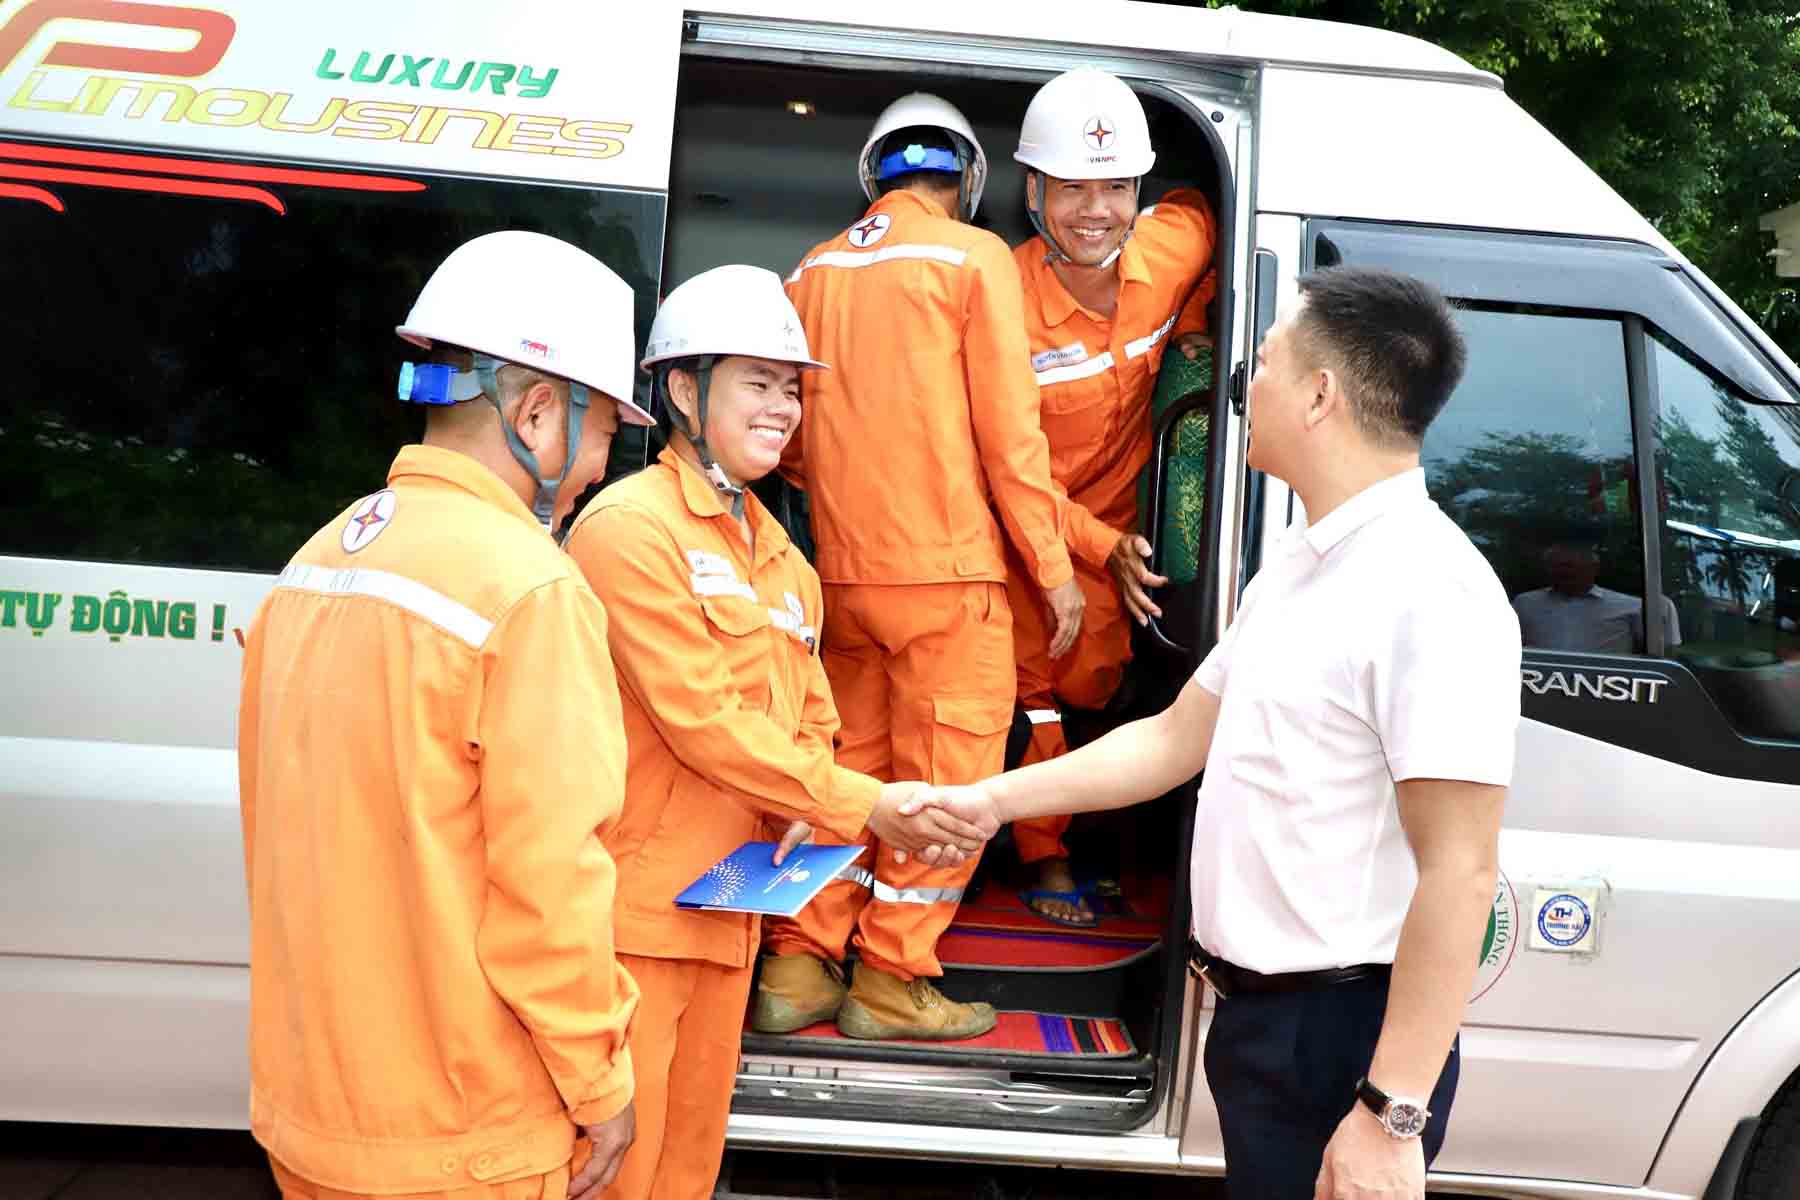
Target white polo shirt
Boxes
[1190,469,1521,974]
[1512,586,1682,655]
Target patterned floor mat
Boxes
[754,1010,1137,1057]
[937,877,1169,971]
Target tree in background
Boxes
[1196,0,1800,359]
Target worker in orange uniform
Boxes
[753,94,1081,1042]
[238,232,654,1200]
[1006,68,1218,927]
[562,264,991,1200]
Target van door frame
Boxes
[681,11,1253,1142]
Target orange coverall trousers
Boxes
[599,954,752,1200]
[764,581,1014,979]
[1007,553,1131,864]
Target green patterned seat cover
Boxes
[1137,345,1212,585]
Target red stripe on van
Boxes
[0,183,63,212]
[0,161,283,213]
[0,142,425,193]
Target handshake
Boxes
[771,780,1007,867]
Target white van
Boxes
[4,2,1798,1196]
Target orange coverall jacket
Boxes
[238,445,638,1194]
[1016,188,1218,569]
[784,188,1072,591]
[564,449,881,969]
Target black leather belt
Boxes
[1187,936,1390,999]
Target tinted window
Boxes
[1652,333,1800,738]
[1424,307,1653,656]
[0,141,663,572]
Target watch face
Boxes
[1386,1102,1430,1138]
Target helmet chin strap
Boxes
[955,135,975,224]
[475,354,588,530]
[661,358,747,520]
[1028,173,1142,271]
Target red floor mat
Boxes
[758,1010,1136,1058]
[937,879,1168,971]
[936,927,1158,971]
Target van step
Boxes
[748,1009,1135,1058]
[733,1055,1153,1130]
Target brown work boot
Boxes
[751,953,847,1033]
[836,964,997,1041]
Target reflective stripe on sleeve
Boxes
[1024,709,1062,725]
[1124,310,1181,360]
[277,563,494,649]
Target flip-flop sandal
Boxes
[1019,887,1101,928]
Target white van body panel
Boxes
[1651,968,1800,1198]
[0,559,271,969]
[0,956,249,1130]
[701,0,1491,82]
[1256,68,1669,250]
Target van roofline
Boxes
[695,1,1504,89]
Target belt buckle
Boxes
[1186,949,1229,1000]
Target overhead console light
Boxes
[786,99,816,117]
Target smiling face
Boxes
[1032,172,1138,267]
[669,354,801,486]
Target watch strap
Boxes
[1354,1075,1390,1118]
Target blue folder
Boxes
[674,842,867,917]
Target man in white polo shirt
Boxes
[926,267,1521,1198]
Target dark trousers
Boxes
[1201,973,1460,1199]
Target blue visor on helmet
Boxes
[398,361,484,406]
[874,144,962,181]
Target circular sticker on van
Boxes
[1537,893,1593,948]
[1470,868,1518,1003]
[342,490,396,554]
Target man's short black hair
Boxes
[1293,266,1467,447]
[875,125,963,196]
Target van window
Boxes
[1652,332,1800,738]
[0,144,663,572]
[1424,306,1652,656]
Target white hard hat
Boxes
[1014,67,1155,181]
[397,230,654,427]
[642,264,827,371]
[857,92,989,218]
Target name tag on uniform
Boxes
[1031,342,1089,372]
[685,549,733,577]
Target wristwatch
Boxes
[1354,1077,1430,1139]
